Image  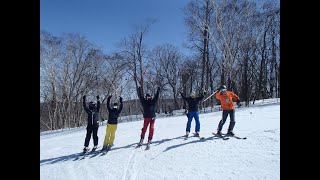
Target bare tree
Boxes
[152,44,182,109]
[118,20,156,98]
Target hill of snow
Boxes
[40,99,280,180]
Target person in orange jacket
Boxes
[214,85,241,136]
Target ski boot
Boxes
[216,131,222,137]
[186,131,190,137]
[91,145,98,152]
[226,130,235,137]
[145,139,151,150]
[136,138,144,147]
[193,132,200,137]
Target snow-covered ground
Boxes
[40,99,280,180]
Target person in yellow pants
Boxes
[102,95,123,151]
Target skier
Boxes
[214,85,241,136]
[82,95,100,153]
[180,90,206,137]
[102,95,123,151]
[137,85,161,147]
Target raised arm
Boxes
[118,97,123,112]
[153,86,161,102]
[82,95,89,113]
[107,95,112,111]
[137,86,144,102]
[180,91,186,101]
[197,90,206,101]
[96,95,100,112]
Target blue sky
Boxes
[40,0,191,54]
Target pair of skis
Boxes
[76,146,101,159]
[184,133,205,140]
[212,132,247,140]
[135,143,151,150]
[222,133,247,139]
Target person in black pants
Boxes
[82,95,100,152]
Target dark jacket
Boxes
[181,93,205,112]
[83,100,100,128]
[137,86,161,118]
[107,96,123,124]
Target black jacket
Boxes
[181,93,205,112]
[107,96,123,124]
[138,86,160,118]
[83,100,100,128]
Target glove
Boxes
[203,90,206,95]
[83,95,86,101]
[96,95,100,100]
[237,100,242,107]
[120,97,123,103]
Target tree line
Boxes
[40,0,279,132]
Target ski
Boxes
[100,145,113,156]
[76,148,91,159]
[184,134,189,140]
[145,144,150,150]
[80,148,91,156]
[91,146,101,152]
[222,133,247,139]
[212,133,229,140]
[135,143,143,148]
[192,132,205,140]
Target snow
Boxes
[40,99,280,180]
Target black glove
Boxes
[120,97,123,103]
[96,95,100,100]
[83,95,86,101]
[237,100,242,107]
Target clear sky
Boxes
[40,0,191,54]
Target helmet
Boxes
[89,102,97,110]
[219,85,227,92]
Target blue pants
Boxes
[186,111,200,132]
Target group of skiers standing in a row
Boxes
[82,85,241,153]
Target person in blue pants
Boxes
[180,90,206,137]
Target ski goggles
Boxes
[220,88,227,92]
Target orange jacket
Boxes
[215,91,240,110]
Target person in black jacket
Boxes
[82,95,100,152]
[137,85,161,146]
[180,90,206,137]
[102,95,123,151]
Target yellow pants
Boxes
[103,124,118,146]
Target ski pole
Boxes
[203,90,218,102]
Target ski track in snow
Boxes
[122,147,143,180]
